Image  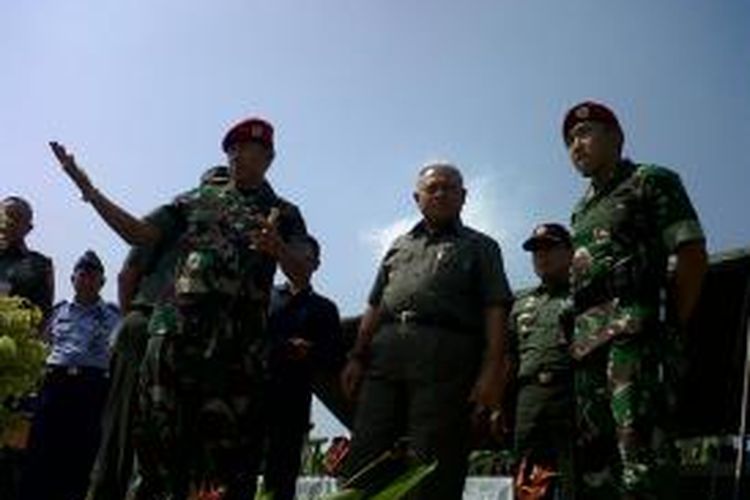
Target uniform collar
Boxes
[71,297,104,310]
[410,218,465,238]
[277,282,313,298]
[537,283,570,297]
[538,281,569,297]
[0,243,29,258]
[231,180,277,201]
[583,159,637,204]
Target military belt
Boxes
[130,303,154,315]
[45,364,108,380]
[517,369,571,387]
[380,309,467,331]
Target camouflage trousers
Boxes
[132,299,267,500]
[573,333,678,499]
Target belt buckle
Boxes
[67,366,81,376]
[537,371,553,385]
[398,310,417,324]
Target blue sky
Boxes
[2,1,749,436]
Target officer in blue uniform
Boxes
[20,250,120,500]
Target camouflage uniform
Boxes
[569,160,704,497]
[342,220,512,499]
[510,284,575,498]
[132,181,307,499]
[89,206,182,500]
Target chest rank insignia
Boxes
[517,310,535,336]
[572,247,593,276]
[538,371,553,385]
[593,227,610,244]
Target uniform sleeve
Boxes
[124,205,179,273]
[277,203,309,246]
[21,253,55,317]
[476,236,513,307]
[107,306,122,335]
[366,245,398,307]
[39,256,54,317]
[123,245,154,272]
[644,167,705,252]
[43,302,64,341]
[506,298,520,363]
[143,203,184,247]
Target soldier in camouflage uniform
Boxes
[87,166,229,500]
[340,163,513,499]
[50,119,310,499]
[562,101,708,498]
[510,223,575,499]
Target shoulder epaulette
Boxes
[51,300,68,313]
[103,302,120,315]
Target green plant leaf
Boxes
[370,461,437,500]
[320,488,365,500]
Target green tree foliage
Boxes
[0,296,48,436]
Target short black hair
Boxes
[2,196,33,222]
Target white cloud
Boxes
[359,172,543,289]
[360,214,420,261]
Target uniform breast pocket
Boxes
[607,187,643,239]
[386,249,416,282]
[433,244,472,285]
[52,319,73,340]
[516,310,537,337]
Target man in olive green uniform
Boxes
[562,101,708,498]
[50,119,310,499]
[0,196,54,315]
[87,166,229,500]
[0,196,54,500]
[510,223,575,499]
[341,163,513,499]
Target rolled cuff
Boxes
[663,219,705,252]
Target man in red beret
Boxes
[563,101,707,498]
[50,117,311,499]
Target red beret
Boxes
[222,118,274,153]
[562,101,622,143]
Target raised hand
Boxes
[249,207,283,257]
[49,141,96,200]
